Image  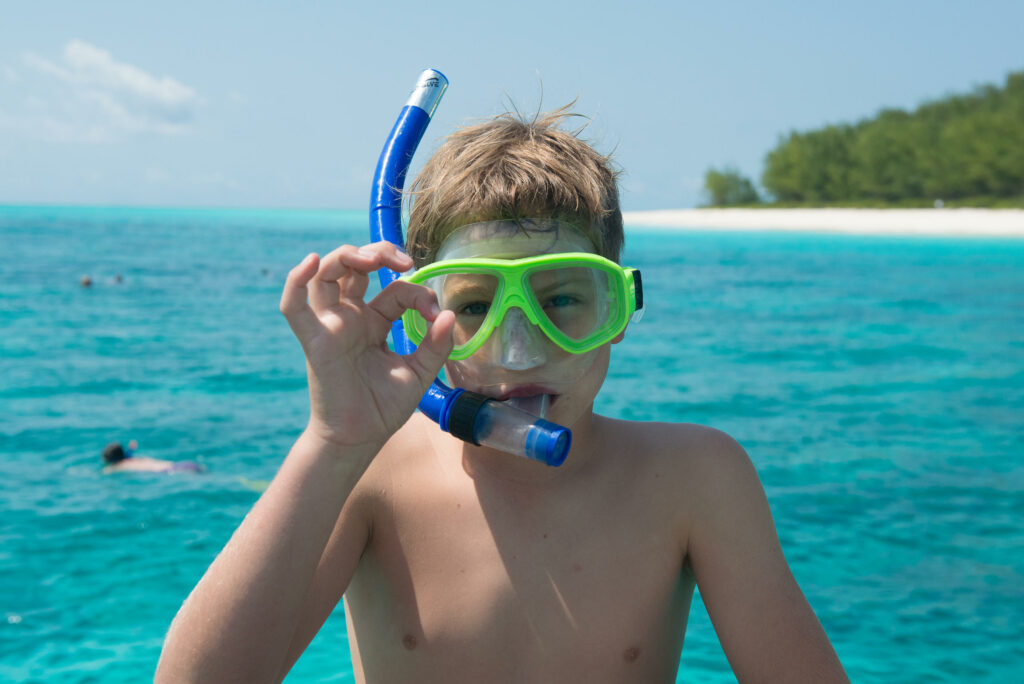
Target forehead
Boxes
[435,219,596,261]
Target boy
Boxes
[157,110,847,683]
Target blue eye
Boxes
[460,301,490,316]
[545,294,579,308]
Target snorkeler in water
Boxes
[102,440,205,474]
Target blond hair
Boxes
[405,106,623,266]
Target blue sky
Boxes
[1,1,1021,210]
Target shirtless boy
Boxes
[157,110,848,683]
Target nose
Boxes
[495,307,547,370]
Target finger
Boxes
[318,242,414,288]
[280,253,321,338]
[317,244,370,301]
[312,244,410,306]
[310,242,416,314]
[308,253,343,313]
[367,280,441,326]
[407,310,456,385]
[360,241,416,273]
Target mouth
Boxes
[492,386,559,419]
[494,384,558,401]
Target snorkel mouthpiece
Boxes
[369,69,573,467]
[446,391,570,467]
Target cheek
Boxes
[443,360,464,385]
[575,347,611,395]
[545,348,611,425]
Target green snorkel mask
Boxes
[401,220,644,361]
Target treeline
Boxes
[703,71,1024,206]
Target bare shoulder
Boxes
[624,418,849,681]
[594,417,763,521]
[597,416,752,478]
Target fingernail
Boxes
[430,302,440,317]
[357,248,375,258]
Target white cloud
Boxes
[7,39,202,142]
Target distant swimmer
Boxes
[102,440,206,474]
[80,276,92,288]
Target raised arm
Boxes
[155,242,453,683]
[686,430,848,683]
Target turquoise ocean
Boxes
[2,205,1022,682]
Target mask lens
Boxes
[528,266,614,342]
[424,272,500,348]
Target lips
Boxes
[501,394,553,419]
[496,384,557,400]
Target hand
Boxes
[280,242,454,450]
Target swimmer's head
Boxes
[404,105,623,268]
[102,442,127,464]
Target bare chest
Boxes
[345,468,693,682]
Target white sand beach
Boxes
[622,208,1024,237]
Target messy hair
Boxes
[405,105,623,266]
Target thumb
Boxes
[407,310,455,387]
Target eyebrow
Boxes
[441,277,497,298]
[529,272,593,290]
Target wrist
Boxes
[279,429,381,490]
[300,421,386,461]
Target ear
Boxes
[611,330,626,345]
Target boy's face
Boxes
[434,220,622,427]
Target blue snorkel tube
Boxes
[370,69,571,467]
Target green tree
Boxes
[758,70,1024,205]
[762,125,855,202]
[702,167,761,206]
[761,132,811,202]
[850,110,928,200]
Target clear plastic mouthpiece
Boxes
[472,400,571,467]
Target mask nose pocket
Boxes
[495,307,547,370]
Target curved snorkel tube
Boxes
[369,69,571,467]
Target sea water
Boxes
[1,206,1022,683]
